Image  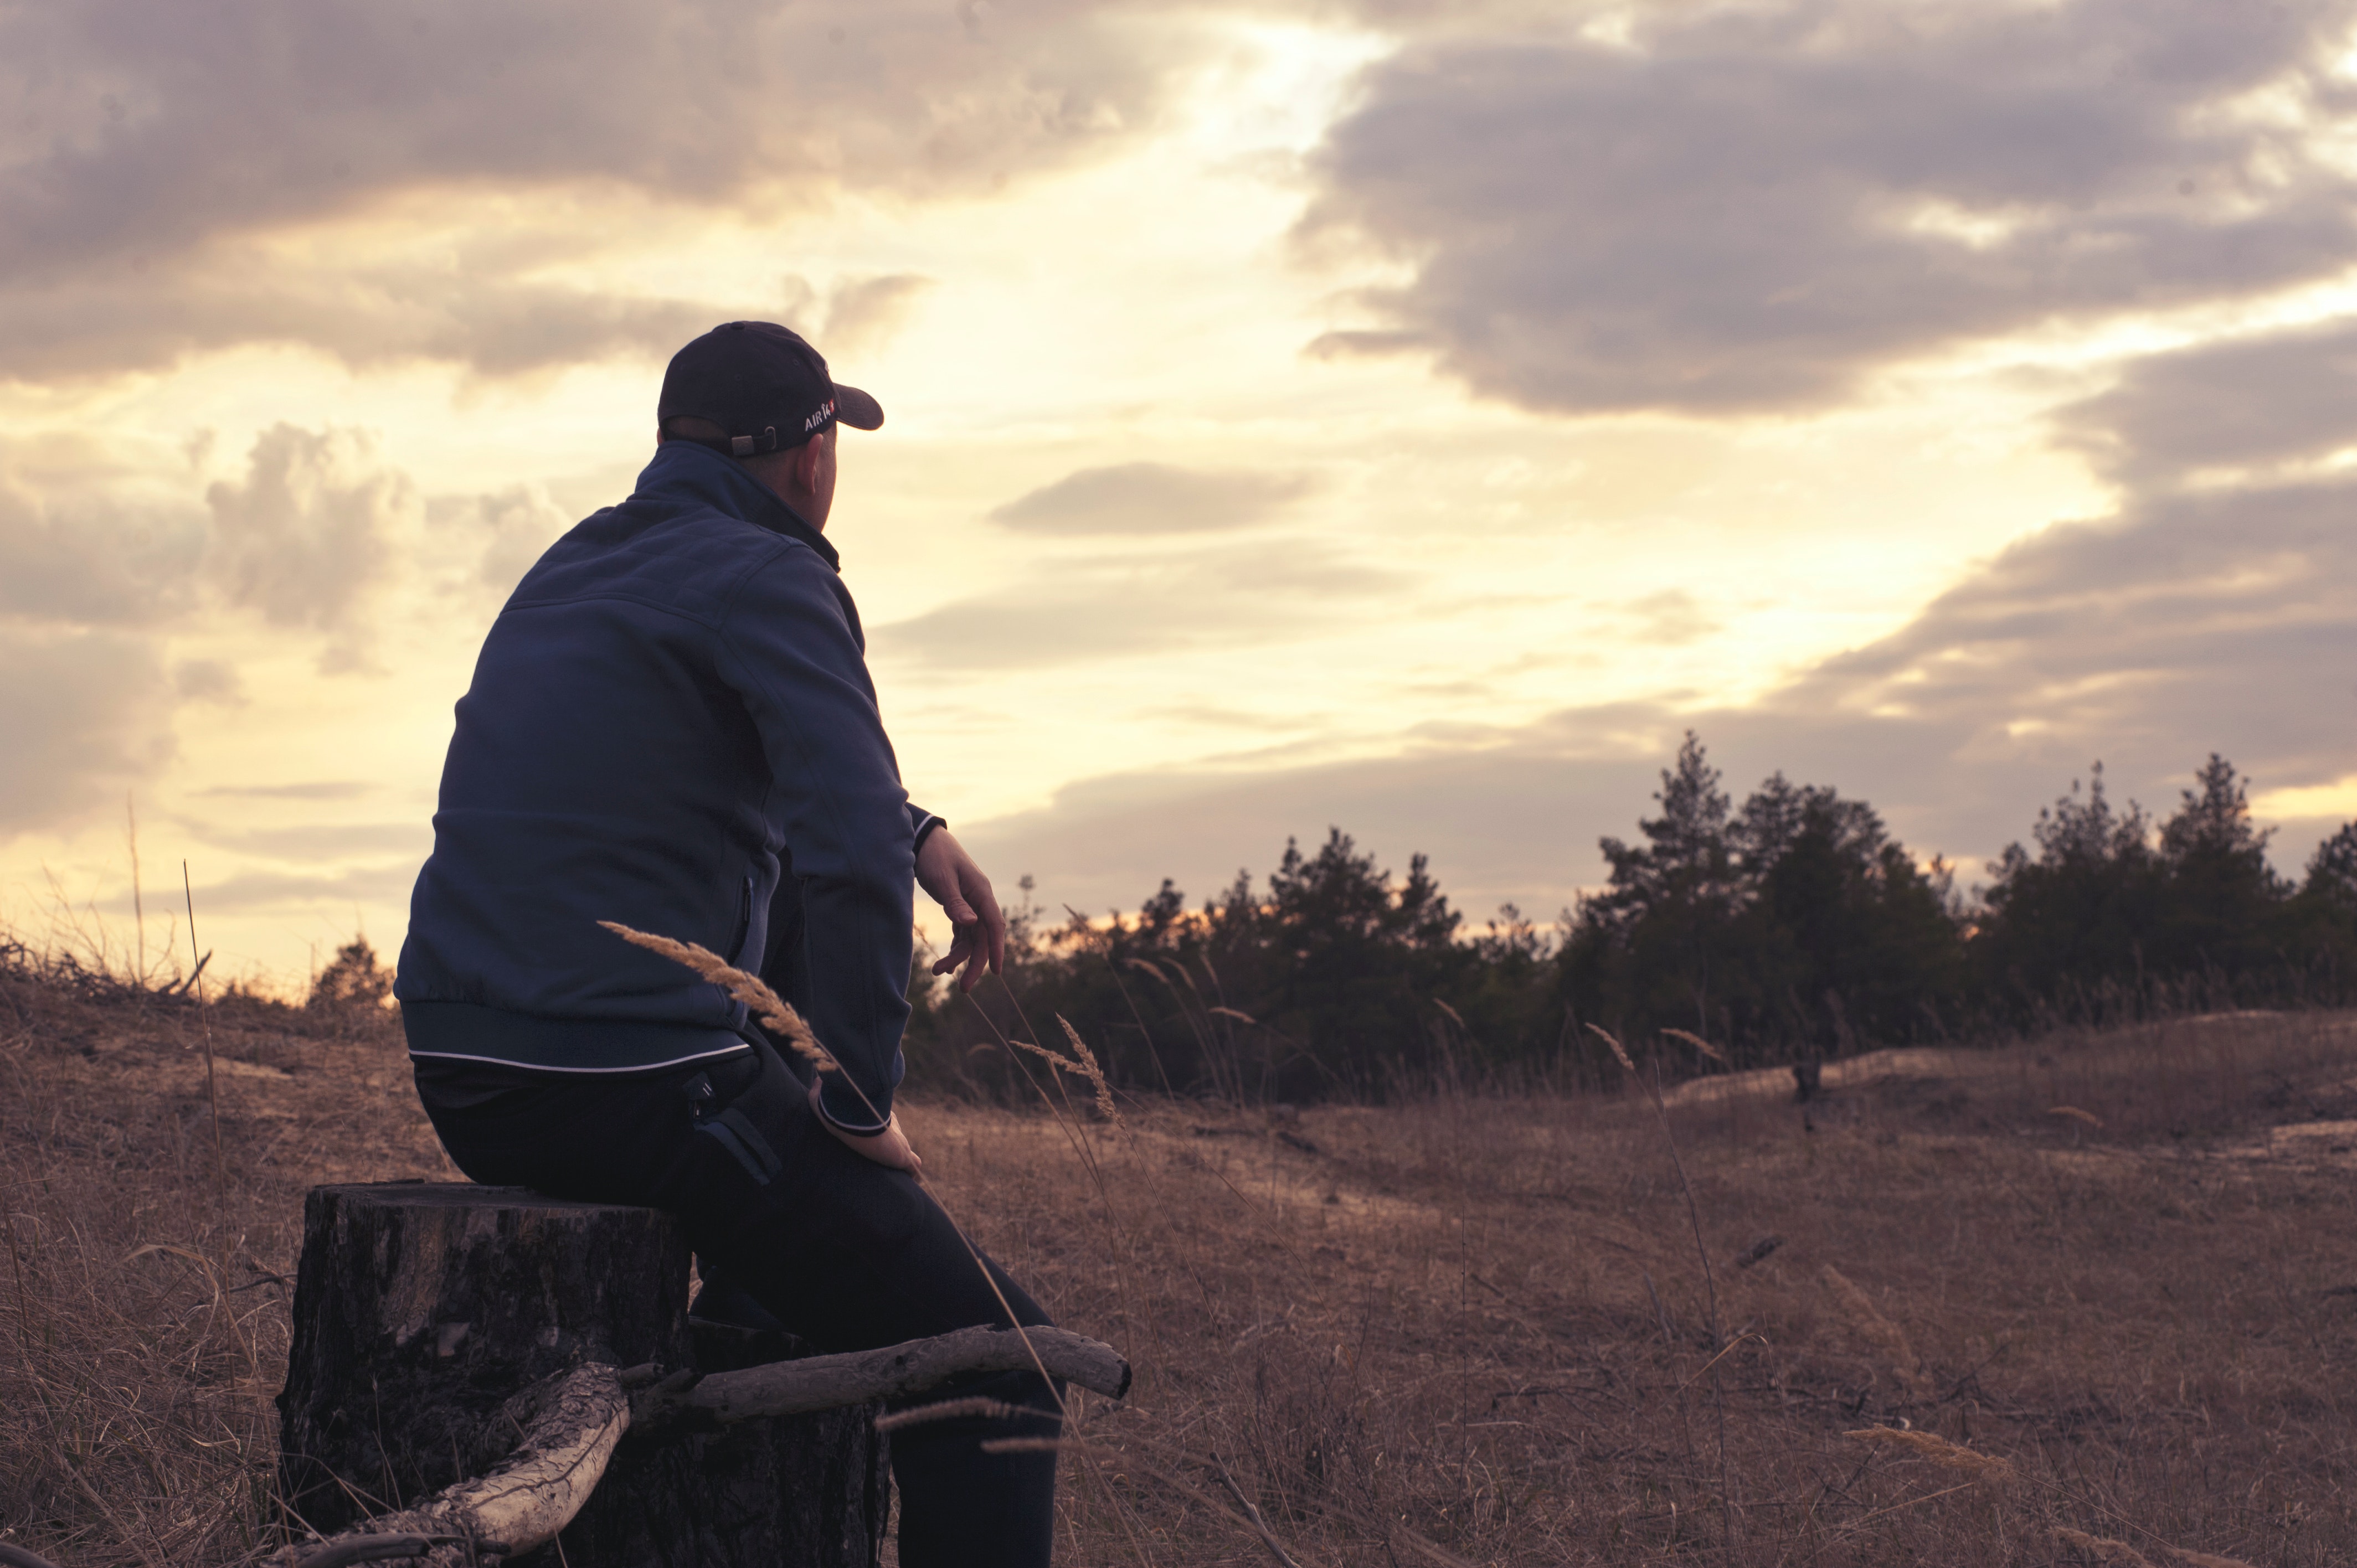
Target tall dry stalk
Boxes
[127,793,145,986]
[1586,1023,1737,1550]
[602,921,1181,1568]
[181,861,222,1175]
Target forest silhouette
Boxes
[912,736,2357,1101]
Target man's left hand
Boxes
[916,828,1006,991]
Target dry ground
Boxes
[4,962,2355,1566]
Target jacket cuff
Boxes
[911,811,945,852]
[815,1073,894,1134]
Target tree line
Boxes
[904,735,2357,1101]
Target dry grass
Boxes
[0,962,451,1566]
[5,957,2357,1565]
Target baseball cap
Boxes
[657,321,884,458]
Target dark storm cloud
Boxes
[988,463,1320,535]
[1305,0,2357,415]
[0,1,1188,378]
[872,535,1403,669]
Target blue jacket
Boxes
[395,440,928,1131]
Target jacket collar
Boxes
[634,440,840,571]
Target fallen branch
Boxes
[273,1326,1130,1565]
[633,1324,1131,1432]
[274,1361,628,1567]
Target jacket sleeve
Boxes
[714,546,913,1133]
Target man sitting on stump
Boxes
[394,321,1061,1567]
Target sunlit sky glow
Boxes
[7,1,2357,988]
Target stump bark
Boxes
[277,1182,888,1567]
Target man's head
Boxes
[656,321,883,529]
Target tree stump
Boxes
[277,1182,888,1567]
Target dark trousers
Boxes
[417,1040,1061,1567]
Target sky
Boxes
[6,0,2357,989]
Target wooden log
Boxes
[283,1325,1134,1567]
[636,1324,1132,1431]
[267,1362,630,1568]
[277,1182,888,1567]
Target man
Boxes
[394,321,1061,1566]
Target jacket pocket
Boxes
[727,872,754,965]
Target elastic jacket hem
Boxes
[403,999,756,1074]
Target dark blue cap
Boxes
[657,321,884,457]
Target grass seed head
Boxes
[1845,1425,2013,1481]
[1823,1266,1932,1397]
[873,1396,1023,1433]
[1583,1022,1638,1074]
[2055,1526,2158,1565]
[1057,1013,1123,1125]
[598,921,835,1073]
[1661,1027,1728,1063]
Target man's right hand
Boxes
[809,1078,923,1174]
[916,827,1007,992]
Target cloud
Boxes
[971,474,2357,919]
[988,463,1320,535]
[172,659,245,706]
[192,781,374,802]
[0,450,205,626]
[781,274,938,360]
[204,424,410,667]
[2055,317,2357,487]
[970,316,2357,917]
[425,484,575,602]
[182,822,433,863]
[179,860,428,916]
[0,1,1197,379]
[873,535,1403,669]
[1305,0,2357,415]
[0,255,725,385]
[0,623,176,829]
[1623,590,1718,647]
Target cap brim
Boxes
[833,384,884,431]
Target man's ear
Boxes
[790,437,826,491]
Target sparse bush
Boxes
[305,936,394,1014]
